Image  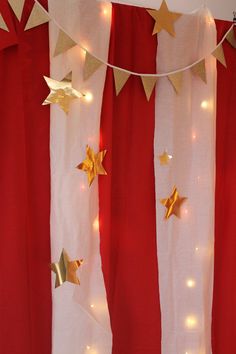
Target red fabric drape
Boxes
[0,1,51,354]
[212,21,236,354]
[99,4,161,354]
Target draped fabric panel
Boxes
[48,1,112,353]
[154,8,217,354]
[0,1,51,354]
[99,4,161,354]
[212,21,236,354]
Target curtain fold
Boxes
[99,4,161,354]
[0,1,51,354]
[212,21,236,354]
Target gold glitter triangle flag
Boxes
[191,60,207,83]
[113,68,130,95]
[8,0,24,21]
[54,30,77,57]
[141,76,157,101]
[226,28,236,49]
[0,14,9,32]
[168,72,183,94]
[24,3,50,31]
[212,44,227,68]
[83,52,103,81]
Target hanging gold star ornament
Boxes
[161,186,187,219]
[77,145,107,186]
[147,0,182,36]
[158,150,173,165]
[43,76,83,114]
[51,249,83,288]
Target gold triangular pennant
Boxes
[54,30,77,57]
[24,3,50,31]
[113,69,130,95]
[226,28,236,49]
[0,13,9,32]
[141,76,157,101]
[212,44,227,68]
[8,0,24,21]
[168,72,183,94]
[191,60,207,83]
[83,52,103,81]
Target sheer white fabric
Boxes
[154,8,216,354]
[48,1,112,354]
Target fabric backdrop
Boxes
[212,20,236,354]
[0,1,51,354]
[99,4,161,354]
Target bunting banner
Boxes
[167,71,183,93]
[0,13,9,31]
[212,44,227,67]
[113,68,130,95]
[191,59,207,83]
[141,76,158,100]
[24,2,50,31]
[83,52,103,81]
[53,29,77,57]
[8,0,25,20]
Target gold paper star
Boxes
[158,151,173,165]
[147,0,182,36]
[77,145,107,186]
[51,249,83,288]
[161,186,187,219]
[43,76,83,114]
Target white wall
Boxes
[102,0,235,21]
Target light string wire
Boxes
[34,0,235,77]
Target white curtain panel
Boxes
[154,7,216,354]
[48,1,112,353]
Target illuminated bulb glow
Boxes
[90,304,95,308]
[86,346,91,350]
[101,4,111,18]
[84,92,93,102]
[80,184,86,191]
[185,315,198,329]
[201,100,209,109]
[186,279,196,288]
[183,208,188,215]
[93,217,99,231]
[192,132,197,141]
[195,247,199,252]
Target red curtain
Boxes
[99,4,161,354]
[212,21,236,354]
[0,1,51,354]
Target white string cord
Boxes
[35,0,235,77]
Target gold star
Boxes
[158,150,173,165]
[43,76,83,114]
[77,145,107,186]
[147,0,182,36]
[51,249,83,288]
[161,186,187,219]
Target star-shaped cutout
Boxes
[161,186,187,219]
[158,150,173,165]
[147,0,182,36]
[51,249,83,288]
[77,145,107,186]
[43,76,83,114]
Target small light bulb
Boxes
[186,279,196,288]
[93,217,99,231]
[185,315,198,329]
[84,92,93,102]
[90,304,95,309]
[101,4,111,18]
[192,132,197,141]
[201,100,209,109]
[195,247,199,252]
[80,184,86,191]
[86,346,91,350]
[183,208,188,215]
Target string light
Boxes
[93,217,99,231]
[90,304,95,309]
[84,92,93,102]
[201,100,209,109]
[192,132,197,141]
[195,247,199,252]
[186,279,196,288]
[80,183,86,191]
[185,315,198,329]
